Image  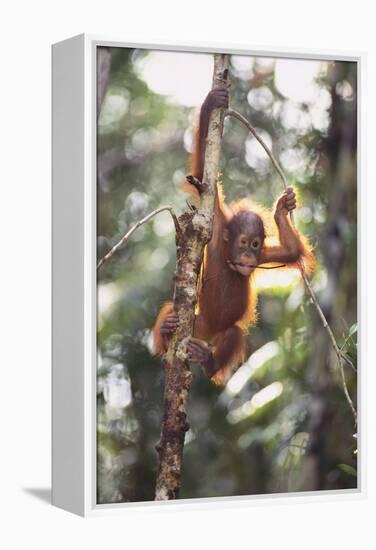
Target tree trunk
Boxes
[154,54,230,500]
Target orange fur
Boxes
[230,194,315,275]
[152,302,173,355]
[153,89,315,385]
[153,181,315,384]
[180,179,200,207]
[210,329,246,385]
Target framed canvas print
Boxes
[52,35,364,516]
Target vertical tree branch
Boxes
[155,54,230,500]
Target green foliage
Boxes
[338,464,357,477]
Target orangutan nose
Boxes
[240,254,255,266]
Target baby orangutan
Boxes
[153,87,314,384]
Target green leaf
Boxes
[338,463,357,477]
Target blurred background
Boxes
[96,47,357,504]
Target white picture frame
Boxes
[52,34,365,517]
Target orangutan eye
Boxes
[251,239,260,249]
[240,238,248,247]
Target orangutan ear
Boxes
[223,228,230,242]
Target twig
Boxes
[97,206,180,270]
[227,108,357,426]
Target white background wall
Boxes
[1,1,374,548]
